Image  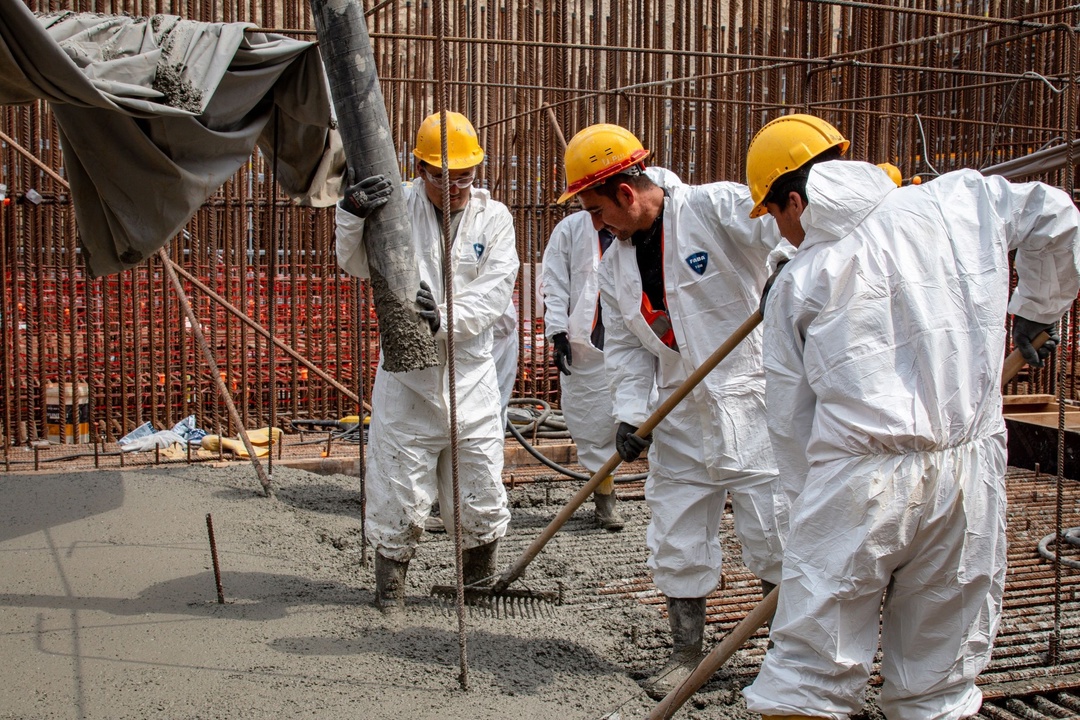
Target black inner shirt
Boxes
[633,207,666,311]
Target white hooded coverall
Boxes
[742,161,1080,720]
[491,299,519,420]
[335,177,518,561]
[541,210,618,471]
[598,170,789,598]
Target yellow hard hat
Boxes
[412,111,485,170]
[558,123,651,205]
[877,162,902,187]
[745,114,850,218]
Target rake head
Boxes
[429,583,561,618]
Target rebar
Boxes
[206,513,225,604]
[2,0,1078,455]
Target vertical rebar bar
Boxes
[206,513,225,604]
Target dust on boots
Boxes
[462,540,499,587]
[592,490,624,531]
[374,552,409,614]
[641,596,707,700]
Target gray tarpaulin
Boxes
[0,3,344,277]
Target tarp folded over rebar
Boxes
[0,4,344,277]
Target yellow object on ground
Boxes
[245,426,283,446]
[200,427,281,458]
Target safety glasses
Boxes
[423,167,476,190]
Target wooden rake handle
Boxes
[648,585,779,720]
[1001,330,1050,390]
[492,311,764,594]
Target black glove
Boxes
[615,421,652,462]
[1013,316,1059,368]
[759,259,788,317]
[339,174,394,218]
[416,281,441,334]
[552,332,573,375]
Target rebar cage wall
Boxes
[1,0,1077,445]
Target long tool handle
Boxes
[1001,331,1049,390]
[648,585,778,720]
[492,311,763,593]
[648,328,1052,719]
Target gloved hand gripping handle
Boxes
[647,326,1053,720]
[491,310,765,594]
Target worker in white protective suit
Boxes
[335,111,519,613]
[427,301,516,535]
[418,288,514,536]
[741,114,1080,720]
[541,210,625,530]
[492,300,519,422]
[559,124,790,699]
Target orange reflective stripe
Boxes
[637,221,677,350]
[640,293,677,349]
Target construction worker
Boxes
[741,114,1080,719]
[559,123,789,699]
[492,300,519,423]
[541,211,626,530]
[335,111,519,613]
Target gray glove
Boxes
[759,259,788,317]
[615,421,652,462]
[416,281,441,334]
[1013,316,1059,368]
[339,174,393,218]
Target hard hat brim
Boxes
[557,148,651,205]
[557,187,580,205]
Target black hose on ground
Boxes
[505,397,648,483]
[285,397,648,483]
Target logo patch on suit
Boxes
[685,251,708,275]
[473,243,485,260]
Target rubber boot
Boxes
[462,540,499,587]
[374,552,409,614]
[593,491,625,531]
[642,596,707,700]
[593,475,624,531]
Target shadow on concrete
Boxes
[0,471,124,543]
[0,570,369,621]
[272,481,364,519]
